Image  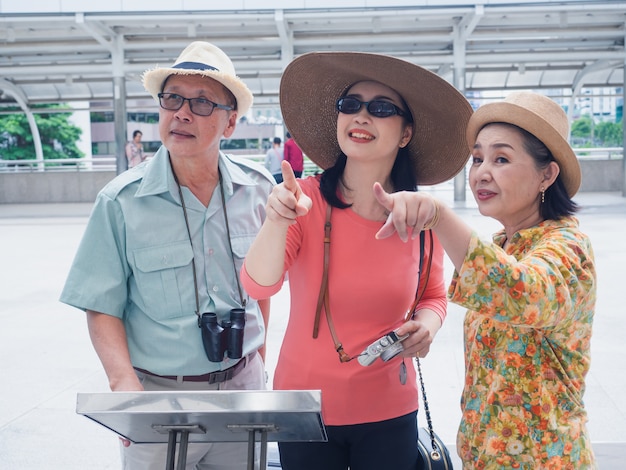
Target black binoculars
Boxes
[200,309,246,362]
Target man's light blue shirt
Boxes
[264,147,283,175]
[60,146,274,375]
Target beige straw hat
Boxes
[279,51,473,185]
[466,91,581,197]
[142,41,253,116]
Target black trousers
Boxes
[278,411,419,470]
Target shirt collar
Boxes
[135,146,258,200]
[493,216,579,247]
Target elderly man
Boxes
[61,41,274,469]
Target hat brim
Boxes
[466,102,581,197]
[279,52,473,185]
[142,67,253,117]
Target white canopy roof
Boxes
[0,1,624,109]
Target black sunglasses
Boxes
[336,96,411,120]
[158,93,234,117]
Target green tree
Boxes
[0,104,84,160]
[594,120,623,147]
[570,116,593,139]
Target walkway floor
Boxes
[0,188,624,469]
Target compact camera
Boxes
[200,308,246,362]
[358,330,409,366]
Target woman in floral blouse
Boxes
[375,92,596,468]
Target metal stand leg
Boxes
[260,431,268,470]
[166,430,177,470]
[152,424,206,470]
[177,430,190,469]
[229,424,276,470]
[247,430,256,470]
[246,429,268,470]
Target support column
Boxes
[113,76,128,175]
[453,59,467,203]
[0,79,44,169]
[622,26,626,196]
[112,34,127,175]
[452,5,482,202]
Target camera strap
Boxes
[171,160,246,327]
[313,204,433,363]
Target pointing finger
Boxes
[281,160,298,194]
[372,182,394,213]
[279,160,311,218]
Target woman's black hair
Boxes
[320,146,417,208]
[512,124,579,219]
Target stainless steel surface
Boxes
[76,390,326,444]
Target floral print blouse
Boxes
[448,216,596,469]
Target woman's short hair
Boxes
[507,123,578,219]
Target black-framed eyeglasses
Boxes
[336,96,411,120]
[158,93,234,116]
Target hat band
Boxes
[173,61,219,72]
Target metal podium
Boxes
[76,390,326,470]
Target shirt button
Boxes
[208,249,214,256]
[162,255,168,265]
[212,286,219,292]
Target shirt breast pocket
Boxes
[133,241,195,320]
[229,235,255,279]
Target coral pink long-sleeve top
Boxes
[241,176,447,425]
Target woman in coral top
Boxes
[377,92,597,468]
[241,51,472,470]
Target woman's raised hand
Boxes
[265,160,312,225]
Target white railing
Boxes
[0,154,323,175]
[573,147,623,160]
[0,156,117,172]
[237,154,321,176]
[1,148,620,173]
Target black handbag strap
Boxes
[406,224,433,322]
[416,354,443,460]
[414,224,444,460]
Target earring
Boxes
[541,187,545,204]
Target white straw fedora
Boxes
[142,41,253,117]
[466,92,581,197]
[279,51,473,185]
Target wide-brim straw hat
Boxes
[279,52,473,186]
[466,91,581,197]
[142,41,253,117]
